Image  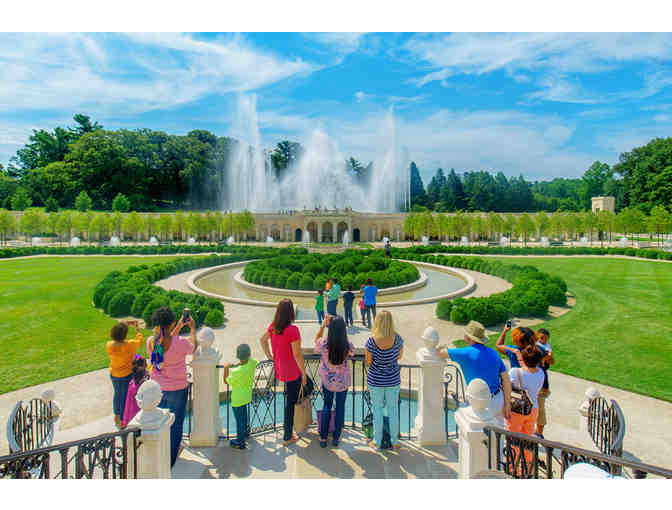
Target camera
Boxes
[182,308,191,321]
[506,320,512,328]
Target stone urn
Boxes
[419,326,440,361]
[466,378,493,421]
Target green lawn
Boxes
[0,256,179,394]
[474,257,672,402]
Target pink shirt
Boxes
[268,323,302,382]
[147,335,194,391]
[315,338,355,392]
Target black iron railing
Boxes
[588,397,624,458]
[8,398,55,453]
[484,425,672,479]
[443,363,466,440]
[0,428,141,479]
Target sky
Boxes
[1,32,672,184]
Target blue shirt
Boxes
[363,285,378,306]
[504,345,521,368]
[366,335,403,387]
[447,344,507,395]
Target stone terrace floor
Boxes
[173,428,459,479]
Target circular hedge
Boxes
[242,251,420,291]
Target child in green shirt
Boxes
[315,289,325,323]
[223,343,258,450]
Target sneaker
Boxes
[534,433,545,440]
[320,439,328,448]
[332,439,339,447]
[230,442,247,450]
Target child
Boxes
[343,286,355,327]
[122,355,149,427]
[358,286,366,324]
[535,328,554,438]
[106,320,143,429]
[223,344,259,450]
[315,289,325,323]
[536,328,552,353]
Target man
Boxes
[436,321,511,420]
[385,240,392,258]
[326,277,341,316]
[534,328,554,438]
[362,278,378,329]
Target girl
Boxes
[358,286,366,324]
[106,320,143,429]
[365,310,404,450]
[314,315,354,448]
[122,355,149,427]
[315,289,325,323]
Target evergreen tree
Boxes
[409,162,427,207]
[74,190,92,212]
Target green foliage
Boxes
[299,274,314,290]
[143,296,170,327]
[75,190,92,212]
[112,193,130,212]
[204,309,224,328]
[11,188,32,211]
[107,290,136,317]
[45,197,59,213]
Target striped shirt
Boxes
[366,335,403,387]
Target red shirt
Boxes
[268,323,301,382]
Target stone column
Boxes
[332,223,337,243]
[318,223,323,243]
[578,386,600,431]
[190,335,222,447]
[414,327,447,446]
[455,379,504,479]
[129,380,175,479]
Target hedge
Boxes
[241,251,420,291]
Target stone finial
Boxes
[193,327,222,363]
[466,378,493,421]
[41,389,55,401]
[417,326,441,362]
[41,389,62,418]
[579,386,601,417]
[132,380,174,430]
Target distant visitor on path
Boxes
[223,343,258,450]
[314,315,355,448]
[260,299,312,446]
[358,286,366,324]
[436,321,512,421]
[496,324,536,368]
[363,278,378,328]
[122,354,149,427]
[147,307,197,468]
[326,278,341,316]
[342,286,355,327]
[385,240,391,258]
[534,328,554,438]
[106,319,143,430]
[315,289,325,323]
[365,310,403,451]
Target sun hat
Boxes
[464,321,488,344]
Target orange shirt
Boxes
[106,333,143,378]
[325,281,332,291]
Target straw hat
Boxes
[464,321,488,344]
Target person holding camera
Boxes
[106,319,143,429]
[146,307,197,468]
[496,322,536,368]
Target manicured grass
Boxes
[0,256,180,394]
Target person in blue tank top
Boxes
[436,321,512,421]
[365,310,403,450]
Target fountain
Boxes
[343,230,350,248]
[500,236,509,246]
[460,236,469,246]
[70,237,81,247]
[421,235,429,247]
[541,236,550,247]
[110,236,121,247]
[188,237,196,245]
[580,236,588,245]
[149,236,158,246]
[266,236,274,244]
[31,237,41,246]
[619,237,628,248]
[226,236,235,246]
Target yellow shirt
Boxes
[106,333,143,378]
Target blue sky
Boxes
[1,32,672,184]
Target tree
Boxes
[56,211,74,242]
[436,213,449,241]
[74,190,93,212]
[45,197,59,213]
[70,114,103,137]
[549,213,565,240]
[158,214,173,241]
[597,210,615,246]
[580,161,611,210]
[46,212,59,239]
[172,211,186,241]
[123,212,144,243]
[90,213,110,242]
[145,214,158,240]
[486,212,503,242]
[240,210,255,242]
[617,207,646,245]
[271,141,304,180]
[503,213,516,245]
[648,205,672,248]
[112,193,130,212]
[19,209,44,243]
[74,211,93,241]
[535,211,550,239]
[516,213,535,246]
[409,162,427,208]
[582,211,598,245]
[403,213,419,242]
[426,168,447,210]
[110,211,123,238]
[0,209,16,245]
[11,188,32,211]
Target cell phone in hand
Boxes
[182,308,191,321]
[506,320,512,328]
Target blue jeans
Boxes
[369,385,400,447]
[364,304,376,328]
[231,404,249,446]
[344,304,354,326]
[326,300,338,316]
[110,374,131,421]
[320,387,348,441]
[316,310,325,323]
[158,386,189,468]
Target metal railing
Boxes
[484,425,672,479]
[588,397,625,457]
[0,428,141,479]
[7,398,55,453]
[443,363,466,440]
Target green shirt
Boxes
[225,358,259,407]
[315,295,324,311]
[327,283,341,301]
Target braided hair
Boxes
[149,307,176,373]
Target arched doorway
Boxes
[258,225,268,241]
[270,224,281,241]
[306,222,318,243]
[353,228,360,242]
[337,222,348,242]
[322,221,333,243]
[381,225,391,240]
[369,227,377,242]
[295,228,302,242]
[283,224,291,241]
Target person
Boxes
[314,315,355,448]
[535,328,554,438]
[260,299,311,446]
[315,289,325,323]
[385,240,391,258]
[362,278,378,329]
[147,307,197,468]
[326,277,341,316]
[106,320,143,429]
[223,344,259,450]
[496,325,537,368]
[436,321,512,421]
[342,286,355,327]
[122,354,149,427]
[506,345,545,472]
[365,311,403,450]
[358,287,366,323]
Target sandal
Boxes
[391,443,401,451]
[283,435,300,446]
[368,439,379,450]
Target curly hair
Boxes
[152,307,175,328]
[521,345,543,368]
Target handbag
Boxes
[316,409,336,434]
[510,370,533,416]
[293,376,314,434]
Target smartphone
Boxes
[182,308,191,321]
[506,320,512,328]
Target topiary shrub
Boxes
[299,274,314,290]
[107,291,136,317]
[204,309,224,327]
[143,297,170,327]
[436,299,453,320]
[450,305,470,324]
[286,272,301,290]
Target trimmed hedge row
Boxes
[242,251,420,291]
[93,246,307,328]
[393,251,568,327]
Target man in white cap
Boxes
[436,320,511,420]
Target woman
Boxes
[496,325,536,368]
[363,278,378,329]
[314,315,354,448]
[506,345,545,473]
[146,307,196,468]
[260,299,309,446]
[365,310,403,450]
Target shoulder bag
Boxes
[510,369,533,416]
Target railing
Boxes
[588,396,624,457]
[0,428,141,479]
[483,425,672,479]
[7,398,55,453]
[443,363,466,440]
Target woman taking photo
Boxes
[260,299,310,446]
[365,310,403,450]
[314,315,355,448]
[146,307,196,468]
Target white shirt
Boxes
[536,341,552,353]
[509,367,545,409]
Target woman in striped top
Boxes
[365,310,404,450]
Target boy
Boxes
[342,286,355,327]
[315,289,325,323]
[535,328,554,438]
[223,344,259,449]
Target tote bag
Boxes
[293,376,314,433]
